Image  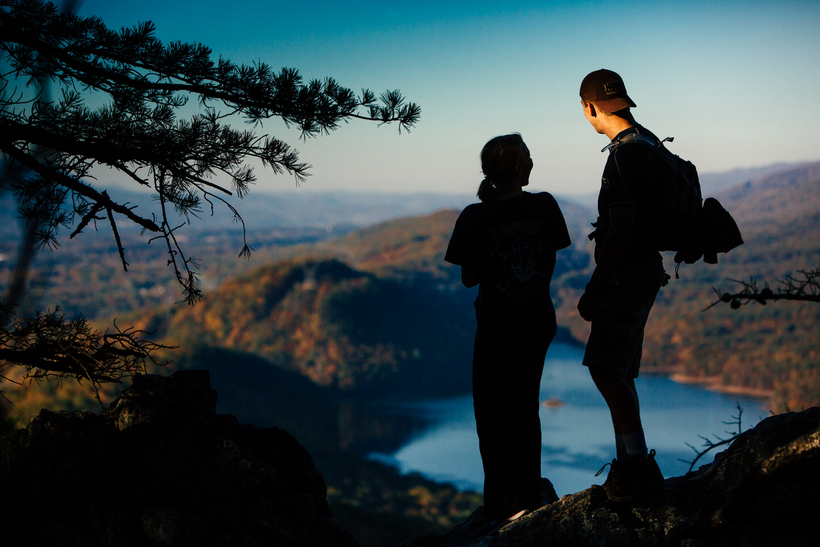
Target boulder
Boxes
[402,406,820,546]
[4,369,819,547]
[0,370,357,547]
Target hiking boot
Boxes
[596,449,664,502]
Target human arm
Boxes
[588,205,635,290]
[578,205,635,321]
[445,206,483,288]
[544,250,558,285]
[461,266,481,288]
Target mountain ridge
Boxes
[3,162,818,419]
[112,160,820,415]
[3,160,806,236]
[2,161,818,547]
[143,257,476,398]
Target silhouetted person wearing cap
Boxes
[577,69,666,502]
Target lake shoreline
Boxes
[371,341,771,497]
[636,365,773,405]
[669,373,773,403]
[551,338,774,408]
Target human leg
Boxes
[584,260,663,435]
[472,318,552,520]
[589,365,642,437]
[582,261,666,500]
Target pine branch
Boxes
[0,136,161,233]
[1,4,420,131]
[0,0,421,378]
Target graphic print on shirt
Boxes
[488,221,548,303]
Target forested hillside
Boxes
[179,164,819,411]
[2,163,818,547]
[136,257,475,397]
[3,164,818,416]
[643,163,820,410]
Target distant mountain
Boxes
[190,159,815,229]
[544,161,816,210]
[116,161,820,411]
[698,161,818,195]
[3,160,808,238]
[4,161,819,419]
[714,162,820,233]
[137,257,476,399]
[239,191,475,229]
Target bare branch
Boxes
[0,307,175,400]
[680,403,746,472]
[707,268,820,310]
[106,201,128,271]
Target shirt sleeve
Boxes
[444,206,481,267]
[544,194,572,251]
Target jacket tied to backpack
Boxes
[602,132,743,275]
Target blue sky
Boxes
[78,0,820,197]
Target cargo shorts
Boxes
[582,258,666,379]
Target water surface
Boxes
[368,342,769,497]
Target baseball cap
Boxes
[580,69,636,112]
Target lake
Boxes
[366,342,770,497]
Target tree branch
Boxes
[0,307,175,396]
[1,137,161,232]
[680,403,746,472]
[707,268,820,310]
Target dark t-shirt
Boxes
[595,125,666,262]
[445,191,571,315]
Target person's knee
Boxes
[588,365,620,385]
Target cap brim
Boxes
[595,96,636,113]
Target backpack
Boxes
[607,133,743,276]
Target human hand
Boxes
[577,286,598,322]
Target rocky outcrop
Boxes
[0,370,357,547]
[404,406,820,547]
[3,370,819,547]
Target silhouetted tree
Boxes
[708,268,820,310]
[0,0,419,399]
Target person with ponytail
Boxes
[445,134,571,527]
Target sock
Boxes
[615,434,627,461]
[620,429,648,458]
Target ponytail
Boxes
[477,177,498,202]
[477,134,526,202]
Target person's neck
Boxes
[496,186,524,200]
[604,118,637,141]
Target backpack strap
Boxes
[602,132,661,153]
[605,131,662,206]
